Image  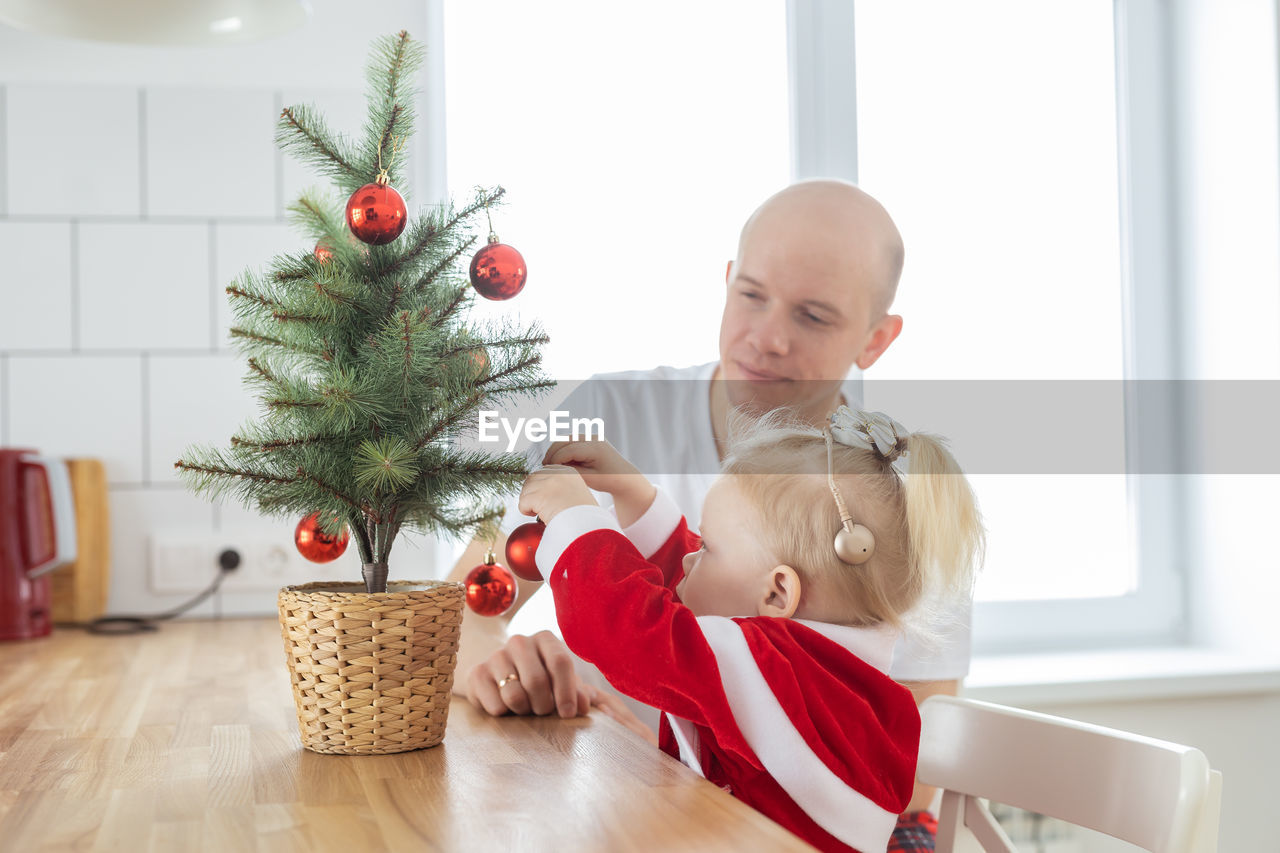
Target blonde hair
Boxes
[722,409,984,631]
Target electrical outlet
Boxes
[149,530,347,594]
[220,539,314,593]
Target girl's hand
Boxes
[543,437,641,491]
[518,464,596,523]
[544,438,656,526]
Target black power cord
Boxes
[85,548,243,636]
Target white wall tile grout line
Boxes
[110,482,189,492]
[0,355,8,445]
[0,349,242,357]
[0,85,8,219]
[140,352,150,485]
[0,214,282,225]
[137,88,148,219]
[208,220,218,351]
[273,91,285,220]
[69,220,80,351]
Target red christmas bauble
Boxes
[505,521,545,582]
[464,561,517,616]
[469,239,527,300]
[294,512,350,563]
[314,239,334,264]
[346,181,408,245]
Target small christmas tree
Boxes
[176,31,550,594]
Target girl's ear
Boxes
[758,565,802,618]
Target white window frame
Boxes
[787,0,1187,653]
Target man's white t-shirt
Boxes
[495,361,973,730]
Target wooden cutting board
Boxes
[50,458,110,624]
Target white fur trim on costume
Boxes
[620,487,683,559]
[665,712,705,777]
[536,505,622,579]
[793,619,899,676]
[696,616,899,853]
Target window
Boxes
[443,1,1181,651]
[822,0,1181,651]
[443,1,791,380]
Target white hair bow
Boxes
[829,406,910,477]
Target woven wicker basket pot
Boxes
[277,579,465,755]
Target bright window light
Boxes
[444,1,791,381]
[853,1,1133,602]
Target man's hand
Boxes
[518,464,596,523]
[544,438,656,526]
[466,631,592,719]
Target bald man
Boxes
[449,180,965,844]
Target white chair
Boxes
[916,696,1222,853]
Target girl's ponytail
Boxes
[903,431,985,602]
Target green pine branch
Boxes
[408,237,478,302]
[412,370,557,453]
[276,105,363,189]
[175,458,298,489]
[295,466,364,517]
[246,357,278,383]
[381,283,405,321]
[174,450,304,514]
[412,504,506,540]
[476,351,550,389]
[375,103,405,175]
[425,282,471,326]
[288,192,337,235]
[411,451,530,498]
[413,388,488,451]
[381,187,504,280]
[312,278,369,315]
[229,326,332,363]
[354,31,424,193]
[231,431,339,452]
[271,257,318,284]
[287,192,358,267]
[227,283,288,314]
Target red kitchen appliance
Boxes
[1,449,78,641]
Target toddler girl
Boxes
[517,406,984,853]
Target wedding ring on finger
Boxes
[497,673,520,689]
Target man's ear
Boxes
[758,565,802,618]
[855,314,904,370]
[725,259,735,285]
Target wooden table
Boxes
[0,617,816,852]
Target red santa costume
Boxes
[537,489,920,853]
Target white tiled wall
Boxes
[5,84,142,217]
[0,222,73,349]
[144,89,278,218]
[0,79,447,618]
[7,354,145,482]
[77,222,212,350]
